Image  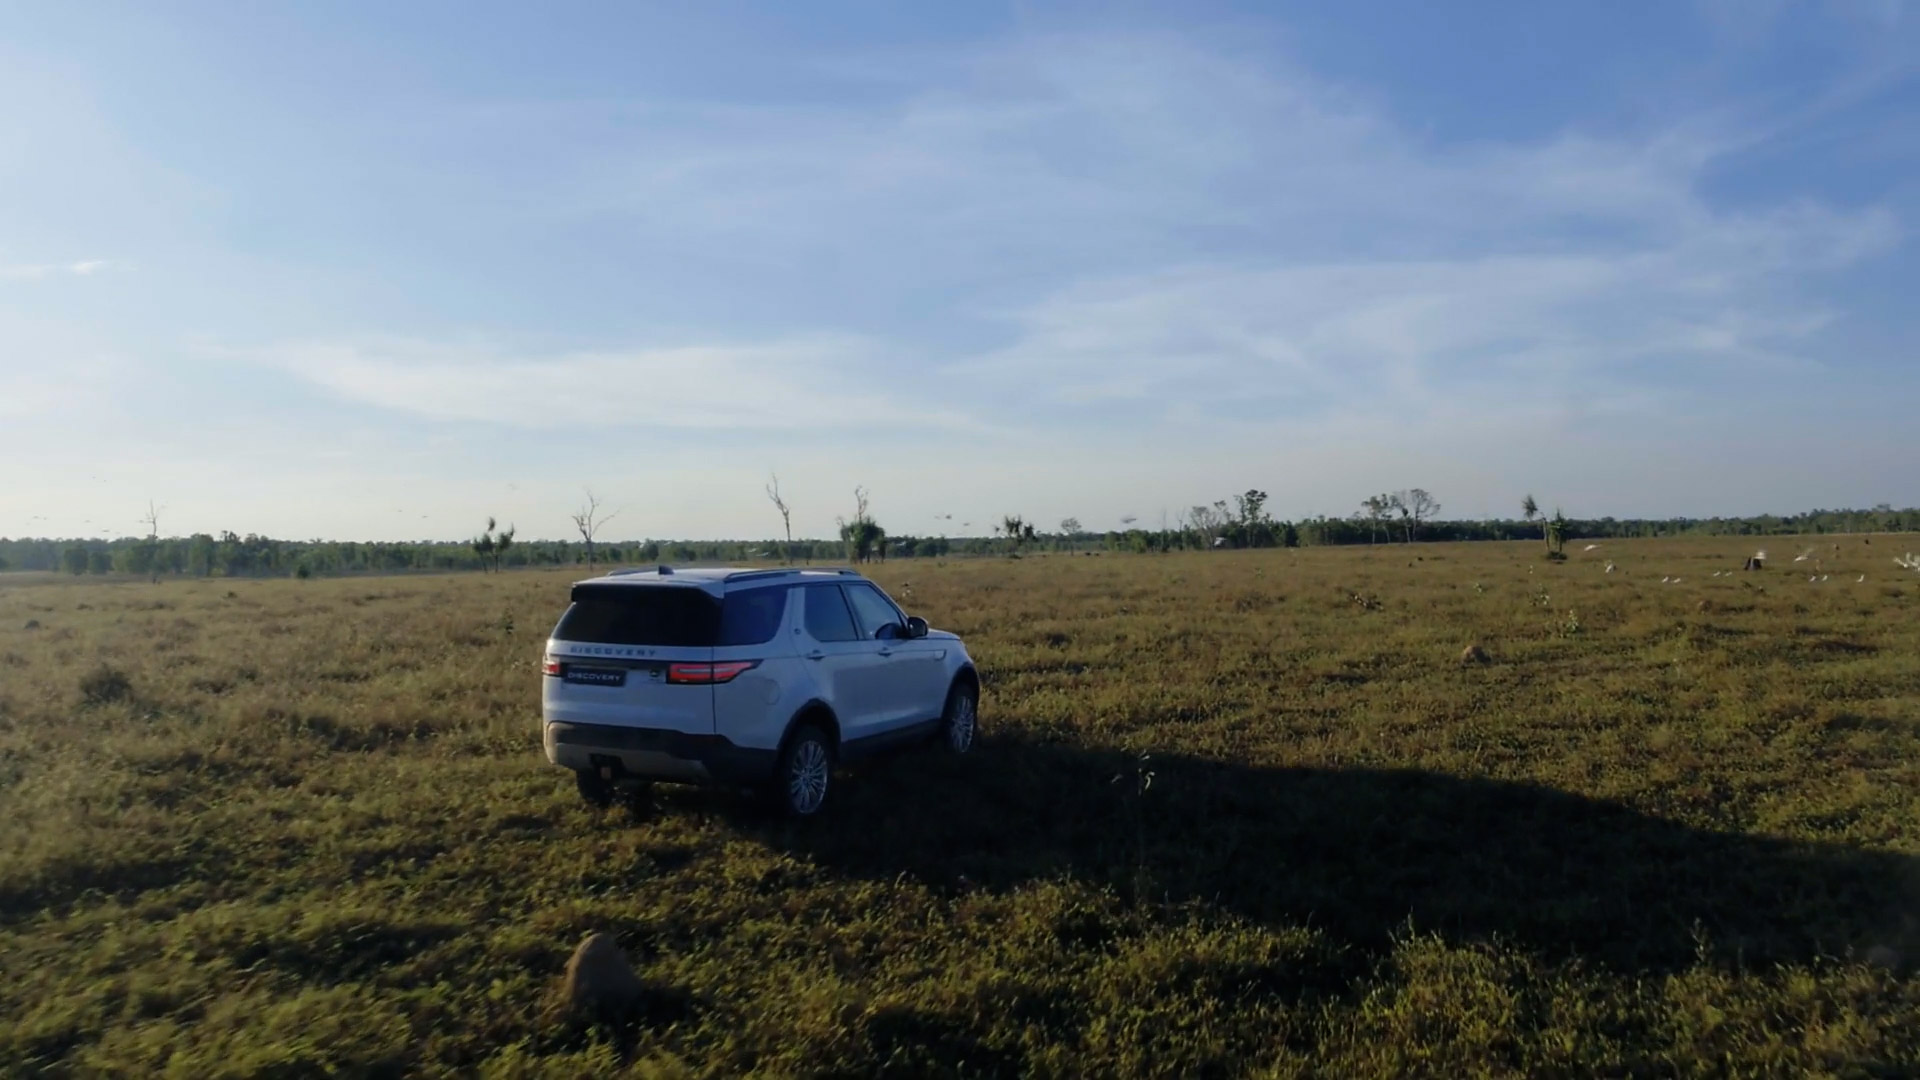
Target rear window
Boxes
[553,583,788,647]
[554,584,719,647]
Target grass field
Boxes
[3,537,1919,1077]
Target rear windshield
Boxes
[553,583,786,647]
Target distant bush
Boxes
[79,664,133,705]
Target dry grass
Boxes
[3,537,1918,1076]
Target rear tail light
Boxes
[667,660,761,684]
[542,656,562,676]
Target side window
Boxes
[801,584,861,643]
[717,586,789,647]
[844,584,904,640]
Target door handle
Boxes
[806,650,826,660]
[877,648,893,657]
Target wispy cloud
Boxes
[244,336,985,434]
[556,36,1751,254]
[0,258,126,280]
[526,31,1902,432]
[958,205,1893,430]
[217,28,1905,473]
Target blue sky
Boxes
[2,1,1916,541]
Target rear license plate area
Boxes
[563,666,627,687]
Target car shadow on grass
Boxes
[747,735,1918,977]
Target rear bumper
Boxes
[543,721,776,786]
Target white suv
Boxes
[541,566,979,815]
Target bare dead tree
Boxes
[766,472,793,564]
[140,500,163,583]
[570,490,619,571]
[1389,488,1441,543]
[1188,503,1225,550]
[1406,488,1441,542]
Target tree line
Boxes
[2,500,1914,579]
[0,532,961,578]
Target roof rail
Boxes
[722,566,859,583]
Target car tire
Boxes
[939,680,978,754]
[574,768,614,808]
[771,724,833,817]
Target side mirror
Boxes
[906,616,929,639]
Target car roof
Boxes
[572,566,866,594]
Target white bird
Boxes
[1822,574,1830,582]
[1858,574,1866,583]
[1672,577,1682,583]
[1661,575,1671,583]
[1583,544,1600,552]
[1810,575,1819,583]
[1605,563,1616,574]
[1793,546,1816,563]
